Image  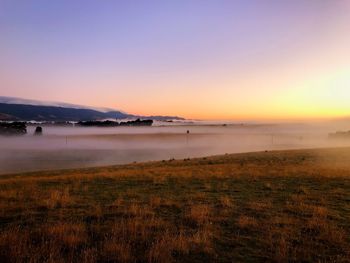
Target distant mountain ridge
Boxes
[0,96,120,113]
[0,97,183,122]
[0,103,130,121]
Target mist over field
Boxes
[1,122,349,174]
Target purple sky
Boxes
[1,1,349,119]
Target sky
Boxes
[0,0,350,120]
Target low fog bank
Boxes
[1,122,349,174]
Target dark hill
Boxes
[0,103,130,121]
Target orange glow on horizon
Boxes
[1,1,349,121]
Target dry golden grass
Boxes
[102,241,132,263]
[248,200,272,211]
[45,187,72,209]
[237,215,259,229]
[149,196,162,208]
[45,222,87,248]
[186,204,211,226]
[0,147,349,262]
[219,195,234,208]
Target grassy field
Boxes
[0,147,350,262]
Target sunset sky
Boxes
[1,0,349,120]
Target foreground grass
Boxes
[0,148,350,262]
